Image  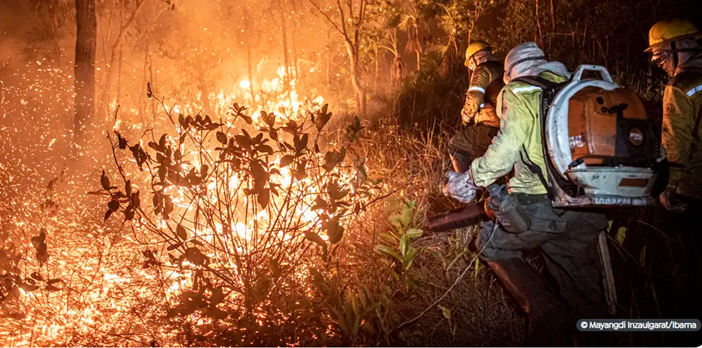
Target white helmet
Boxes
[504,42,547,82]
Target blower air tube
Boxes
[427,200,488,232]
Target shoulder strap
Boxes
[520,145,555,200]
[510,75,570,199]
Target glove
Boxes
[461,96,479,125]
[659,189,687,214]
[442,170,478,203]
[461,106,475,125]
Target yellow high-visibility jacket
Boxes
[663,57,702,199]
[471,71,568,194]
[463,60,504,128]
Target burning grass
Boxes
[0,76,524,346]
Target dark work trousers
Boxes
[478,194,609,344]
[448,123,499,172]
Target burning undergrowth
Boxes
[0,85,394,345]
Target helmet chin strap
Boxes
[672,40,679,70]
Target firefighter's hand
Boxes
[659,189,687,214]
[461,106,476,125]
[442,171,478,203]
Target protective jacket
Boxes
[663,53,702,199]
[470,71,568,194]
[463,60,504,128]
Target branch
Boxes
[307,0,346,36]
[336,0,348,36]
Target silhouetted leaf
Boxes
[258,188,270,209]
[184,247,207,265]
[280,155,295,168]
[124,204,135,220]
[323,219,344,244]
[177,225,188,240]
[101,171,110,190]
[216,131,227,144]
[31,229,48,264]
[108,200,120,212]
[167,242,183,251]
[261,111,276,127]
[304,231,328,260]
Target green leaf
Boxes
[439,305,451,320]
[403,247,417,269]
[376,245,402,262]
[379,233,397,243]
[474,257,481,280]
[399,235,410,257]
[616,226,627,244]
[406,228,423,238]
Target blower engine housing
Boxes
[544,65,658,207]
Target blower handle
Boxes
[571,65,614,84]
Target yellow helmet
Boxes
[465,41,491,67]
[645,19,701,52]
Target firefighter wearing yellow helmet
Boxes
[448,41,505,173]
[646,19,702,213]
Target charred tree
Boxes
[73,0,97,144]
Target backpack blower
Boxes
[429,65,660,232]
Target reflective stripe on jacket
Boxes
[471,71,568,194]
[663,61,702,199]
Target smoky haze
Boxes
[0,0,359,186]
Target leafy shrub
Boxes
[97,96,383,345]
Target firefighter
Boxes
[646,19,702,337]
[646,19,702,215]
[448,41,504,173]
[444,42,608,345]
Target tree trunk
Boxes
[74,0,97,144]
[103,0,146,118]
[280,8,291,86]
[535,0,543,46]
[247,41,257,107]
[343,39,366,116]
[290,0,300,80]
[116,1,124,108]
[374,45,378,92]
